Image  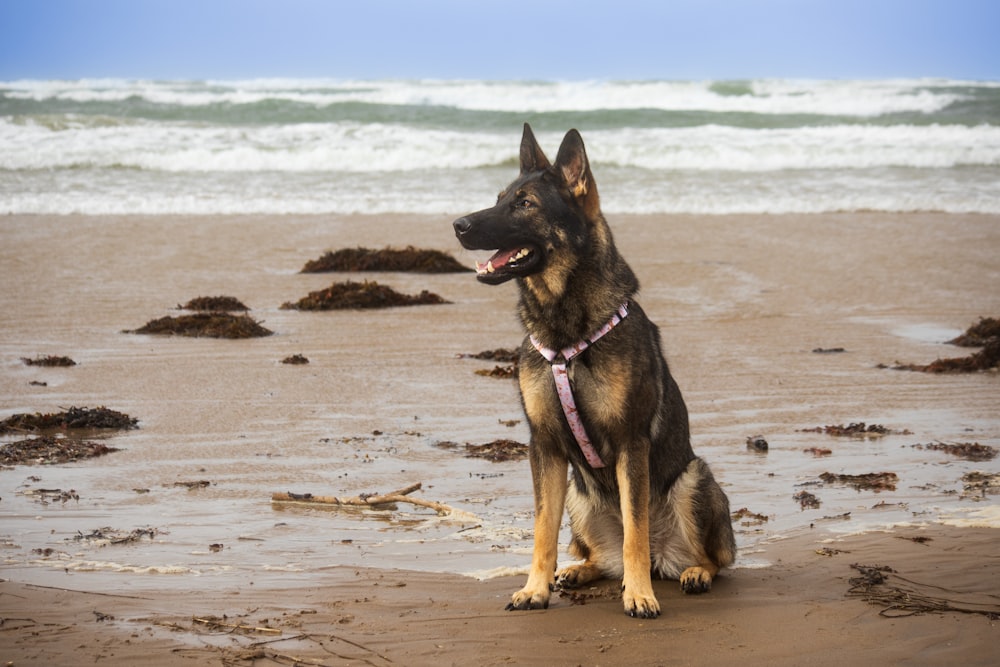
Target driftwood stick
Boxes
[271,482,456,515]
[359,481,422,503]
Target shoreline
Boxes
[2,525,997,666]
[2,212,998,664]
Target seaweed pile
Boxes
[458,348,520,363]
[178,295,249,311]
[1,436,120,466]
[800,423,910,437]
[912,441,997,462]
[460,348,521,378]
[126,312,273,338]
[947,317,1000,347]
[72,527,159,545]
[21,355,76,367]
[0,406,138,433]
[475,365,517,378]
[0,407,135,467]
[962,471,1000,498]
[820,471,898,492]
[125,295,270,339]
[281,280,449,310]
[281,354,310,365]
[793,490,821,509]
[464,439,529,462]
[731,507,769,526]
[301,246,470,273]
[898,339,1000,373]
[888,316,1000,372]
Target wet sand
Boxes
[1,212,999,665]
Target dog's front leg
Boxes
[507,447,567,611]
[617,448,660,618]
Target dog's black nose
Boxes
[453,216,471,236]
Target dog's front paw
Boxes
[506,586,551,611]
[622,587,661,619]
[680,566,713,594]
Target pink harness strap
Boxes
[529,303,629,469]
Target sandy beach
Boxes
[1,212,998,665]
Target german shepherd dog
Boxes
[453,124,736,618]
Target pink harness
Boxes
[529,303,629,469]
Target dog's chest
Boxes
[520,349,631,433]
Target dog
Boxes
[453,124,736,618]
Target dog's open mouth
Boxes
[475,246,539,283]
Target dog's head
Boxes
[453,124,602,285]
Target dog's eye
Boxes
[517,198,534,209]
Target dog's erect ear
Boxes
[555,129,600,215]
[520,123,551,174]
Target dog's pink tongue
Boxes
[476,248,519,273]
[489,248,520,267]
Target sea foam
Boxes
[2,77,998,215]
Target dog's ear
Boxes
[555,129,600,216]
[520,123,550,173]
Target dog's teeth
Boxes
[486,260,495,273]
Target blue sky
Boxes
[1,0,997,81]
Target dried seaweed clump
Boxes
[21,355,76,367]
[947,317,1000,347]
[460,348,521,379]
[458,348,520,363]
[464,439,529,462]
[800,423,909,437]
[126,313,273,338]
[731,507,769,525]
[73,527,158,545]
[892,339,1000,373]
[178,296,249,312]
[847,562,1000,619]
[962,471,1000,498]
[820,471,898,492]
[475,365,517,379]
[0,406,138,434]
[912,442,997,462]
[281,280,449,310]
[301,246,471,274]
[793,490,821,509]
[1,435,120,466]
[885,317,1000,373]
[281,354,310,365]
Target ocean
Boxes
[1,78,999,215]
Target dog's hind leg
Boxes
[556,483,624,589]
[555,559,604,589]
[680,562,721,594]
[666,457,736,595]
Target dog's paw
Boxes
[680,566,713,594]
[506,587,550,611]
[622,587,661,619]
[555,562,601,590]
